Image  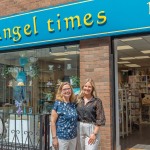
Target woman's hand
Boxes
[52,138,59,149]
[88,133,96,145]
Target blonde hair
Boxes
[77,78,97,103]
[55,82,76,102]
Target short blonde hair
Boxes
[55,82,76,102]
[77,78,97,102]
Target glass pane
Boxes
[0,44,79,114]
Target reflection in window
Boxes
[0,44,79,114]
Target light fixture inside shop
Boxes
[117,45,133,50]
[125,64,141,67]
[50,51,79,56]
[134,56,150,59]
[141,50,150,54]
[54,58,71,61]
[51,53,68,56]
[120,37,142,42]
[67,45,79,48]
[120,57,135,60]
[120,56,150,60]
[118,61,130,64]
[66,51,80,55]
[121,70,128,72]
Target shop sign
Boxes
[0,0,150,50]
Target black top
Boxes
[76,97,106,126]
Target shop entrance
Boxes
[115,35,150,150]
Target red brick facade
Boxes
[0,0,76,17]
[0,1,113,150]
[80,38,112,150]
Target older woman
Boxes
[51,82,77,150]
[76,78,106,150]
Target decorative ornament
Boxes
[57,65,61,70]
[1,65,9,78]
[10,67,19,79]
[46,80,52,87]
[57,79,62,86]
[67,64,72,70]
[28,63,39,78]
[48,65,54,71]
[15,100,23,116]
[19,57,28,67]
[29,57,38,63]
[16,70,27,86]
[29,80,32,86]
[43,91,53,101]
[13,86,26,103]
[8,80,13,87]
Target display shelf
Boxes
[140,105,150,124]
[128,78,141,129]
[38,65,57,113]
[129,75,150,94]
[118,88,131,138]
[129,75,150,124]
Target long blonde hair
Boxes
[55,82,76,102]
[77,78,97,103]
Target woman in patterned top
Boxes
[51,82,78,150]
[76,78,106,150]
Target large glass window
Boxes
[0,44,79,114]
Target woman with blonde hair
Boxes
[76,78,106,150]
[51,82,78,150]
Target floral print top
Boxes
[52,100,78,140]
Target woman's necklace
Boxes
[84,96,93,105]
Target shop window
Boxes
[0,44,80,114]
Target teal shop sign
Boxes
[0,0,150,50]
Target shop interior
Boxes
[0,44,80,115]
[115,35,150,150]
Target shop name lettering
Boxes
[148,2,150,14]
[0,11,106,43]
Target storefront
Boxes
[1,0,150,150]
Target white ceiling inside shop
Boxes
[0,45,79,66]
[116,36,150,69]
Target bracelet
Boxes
[52,136,57,139]
[93,132,97,136]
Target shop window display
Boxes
[0,44,80,114]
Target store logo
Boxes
[0,0,108,50]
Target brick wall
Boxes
[80,37,112,150]
[0,0,76,17]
